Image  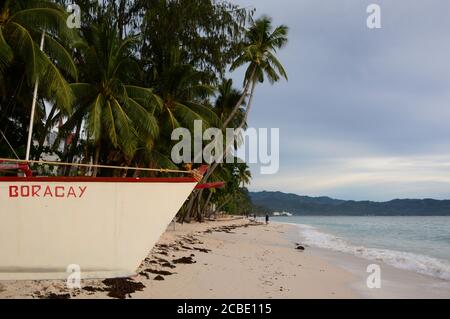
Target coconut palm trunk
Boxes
[220,67,256,130]
[202,190,214,216]
[212,195,233,216]
[185,17,288,220]
[35,103,57,161]
[92,145,101,177]
[64,118,82,176]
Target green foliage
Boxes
[0,0,289,218]
[0,0,78,159]
[231,15,288,85]
[139,0,252,81]
[66,24,160,163]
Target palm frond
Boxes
[174,101,209,130]
[0,28,14,75]
[70,83,97,104]
[125,85,163,111]
[266,51,288,80]
[11,8,79,44]
[43,33,77,80]
[111,98,138,158]
[185,102,221,128]
[35,45,74,112]
[104,99,118,147]
[125,97,159,138]
[87,94,104,143]
[5,22,38,82]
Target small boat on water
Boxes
[0,163,209,280]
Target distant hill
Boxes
[250,191,450,216]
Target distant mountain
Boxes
[250,191,450,216]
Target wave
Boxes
[293,223,450,281]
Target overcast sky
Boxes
[233,0,450,201]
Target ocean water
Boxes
[272,216,450,281]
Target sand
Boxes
[1,217,448,299]
[0,218,357,299]
[132,219,357,299]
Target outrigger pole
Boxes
[25,31,45,161]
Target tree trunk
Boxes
[185,70,258,218]
[64,118,82,176]
[35,103,57,161]
[203,190,213,218]
[92,145,101,177]
[133,163,141,177]
[200,78,257,184]
[121,159,132,177]
[212,196,232,216]
[178,193,196,223]
[221,67,256,130]
[118,0,127,39]
[196,194,203,222]
[241,77,257,129]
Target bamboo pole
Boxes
[25,31,45,161]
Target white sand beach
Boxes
[0,218,449,299]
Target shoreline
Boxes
[278,221,450,299]
[0,217,449,299]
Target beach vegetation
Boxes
[0,0,288,220]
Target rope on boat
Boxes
[0,130,20,160]
[0,158,204,181]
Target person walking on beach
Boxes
[265,213,269,224]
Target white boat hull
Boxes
[0,177,197,280]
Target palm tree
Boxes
[214,79,246,129]
[64,24,161,176]
[236,162,252,187]
[202,162,251,217]
[229,15,288,129]
[0,0,79,158]
[201,162,250,217]
[139,48,220,176]
[201,163,233,219]
[0,0,78,109]
[150,48,219,134]
[187,16,288,219]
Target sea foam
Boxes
[294,223,450,281]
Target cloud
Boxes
[234,0,450,200]
[250,154,450,201]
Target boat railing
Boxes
[0,161,33,177]
[0,158,209,181]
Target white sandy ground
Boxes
[0,217,449,299]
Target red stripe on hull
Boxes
[195,181,225,189]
